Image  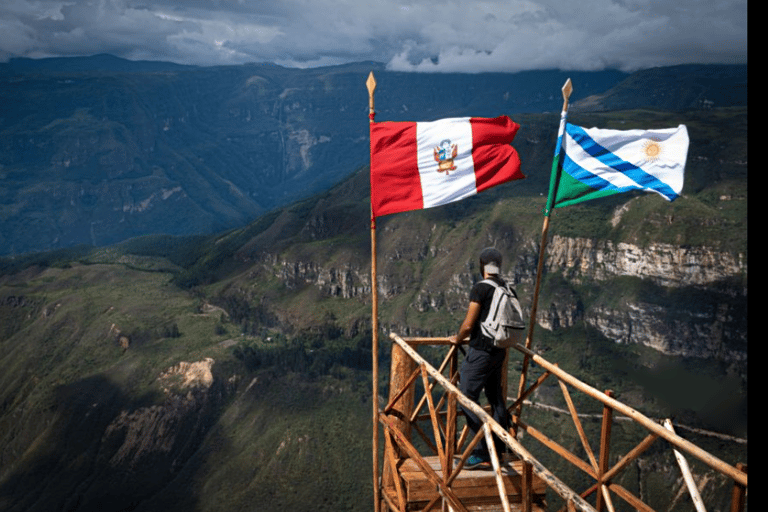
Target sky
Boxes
[0,0,748,73]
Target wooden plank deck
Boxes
[383,455,548,511]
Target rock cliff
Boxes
[102,358,223,474]
[538,236,747,360]
[544,235,746,288]
[230,226,746,364]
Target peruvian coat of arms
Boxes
[434,139,458,174]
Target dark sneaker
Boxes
[465,454,491,470]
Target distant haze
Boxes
[0,0,747,73]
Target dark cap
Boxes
[479,247,502,275]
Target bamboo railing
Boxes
[379,333,747,512]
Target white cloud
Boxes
[385,0,747,72]
[0,0,748,71]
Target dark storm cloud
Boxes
[0,0,747,72]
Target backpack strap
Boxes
[480,278,516,297]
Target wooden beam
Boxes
[602,432,659,483]
[559,379,599,472]
[664,419,706,512]
[384,430,407,512]
[508,368,554,413]
[422,365,447,473]
[485,423,512,512]
[522,460,533,512]
[606,483,656,512]
[384,366,420,414]
[596,390,614,511]
[515,418,598,479]
[390,333,598,512]
[380,413,470,512]
[730,463,747,512]
[511,342,748,488]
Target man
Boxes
[449,247,512,469]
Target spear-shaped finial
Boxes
[366,72,376,123]
[561,78,573,113]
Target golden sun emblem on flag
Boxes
[642,139,662,162]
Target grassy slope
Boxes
[0,107,747,511]
[0,260,375,511]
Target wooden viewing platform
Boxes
[383,455,547,511]
[374,334,747,512]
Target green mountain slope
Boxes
[0,57,631,255]
[1,58,746,256]
[0,107,747,511]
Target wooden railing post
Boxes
[382,342,417,488]
[730,463,747,512]
[522,460,533,512]
[445,349,458,494]
[596,390,614,511]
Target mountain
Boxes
[0,56,747,255]
[572,64,748,112]
[0,53,195,74]
[0,100,747,511]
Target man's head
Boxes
[479,247,502,276]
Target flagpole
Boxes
[514,78,572,424]
[366,71,381,512]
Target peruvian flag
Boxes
[370,116,524,218]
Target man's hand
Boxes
[452,301,481,345]
[449,334,469,345]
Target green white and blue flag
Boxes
[546,113,689,213]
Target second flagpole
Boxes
[514,78,572,424]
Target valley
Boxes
[0,58,748,511]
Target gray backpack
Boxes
[479,279,525,348]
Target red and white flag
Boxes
[370,116,523,218]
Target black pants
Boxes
[459,346,510,459]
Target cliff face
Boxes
[539,236,747,360]
[544,235,746,288]
[231,224,746,364]
[103,358,220,472]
